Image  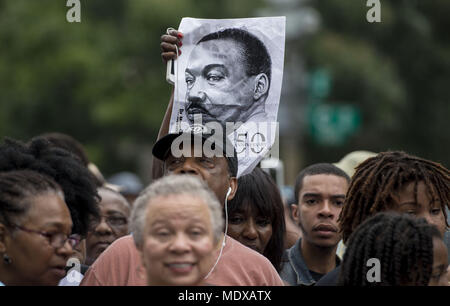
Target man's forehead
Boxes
[300,174,348,193]
[305,173,348,182]
[193,39,244,58]
[163,152,230,178]
[164,149,228,163]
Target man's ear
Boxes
[227,177,238,202]
[291,204,299,224]
[253,73,269,100]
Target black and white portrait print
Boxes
[169,17,285,176]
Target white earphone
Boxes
[223,187,232,246]
[204,186,232,280]
[226,186,232,200]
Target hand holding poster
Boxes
[169,17,286,177]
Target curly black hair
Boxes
[339,151,449,243]
[33,132,90,167]
[227,167,286,272]
[31,132,105,187]
[0,137,99,236]
[338,212,442,286]
[0,170,62,227]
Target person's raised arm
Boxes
[152,29,183,180]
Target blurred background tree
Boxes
[0,0,448,185]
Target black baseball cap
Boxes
[152,130,238,177]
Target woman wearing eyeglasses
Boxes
[85,187,130,266]
[0,137,100,286]
[0,170,79,286]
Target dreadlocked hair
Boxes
[0,170,63,227]
[0,137,100,236]
[338,212,442,286]
[339,151,449,243]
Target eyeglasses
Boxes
[11,224,81,249]
[88,215,128,231]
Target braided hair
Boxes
[0,137,100,236]
[0,170,62,227]
[339,151,449,243]
[339,212,442,286]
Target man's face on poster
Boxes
[185,39,266,125]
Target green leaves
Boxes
[0,0,262,178]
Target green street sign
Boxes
[308,104,361,146]
[308,69,331,100]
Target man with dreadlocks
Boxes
[316,150,450,285]
[339,212,448,286]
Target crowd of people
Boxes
[0,131,448,287]
[0,28,449,287]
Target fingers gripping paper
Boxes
[169,17,285,177]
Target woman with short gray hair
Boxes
[130,174,224,286]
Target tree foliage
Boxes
[0,0,263,181]
[299,0,450,168]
